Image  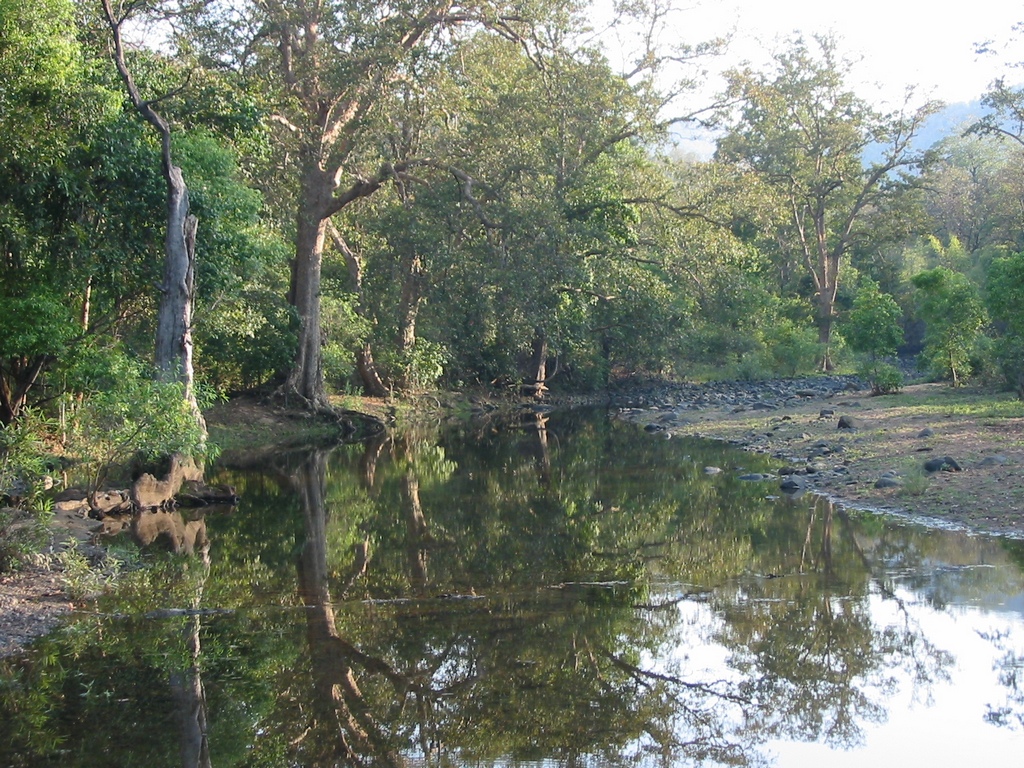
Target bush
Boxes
[761,319,822,377]
[0,413,56,571]
[993,336,1024,399]
[864,362,903,395]
[65,349,211,491]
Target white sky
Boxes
[595,0,1024,108]
[592,0,1024,156]
[694,0,1023,107]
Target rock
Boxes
[751,402,778,411]
[917,427,934,438]
[978,455,1009,467]
[738,473,766,481]
[795,389,818,397]
[819,408,835,418]
[89,490,132,516]
[644,423,664,432]
[924,456,963,473]
[704,466,722,475]
[875,476,903,489]
[837,415,862,430]
[780,476,806,492]
[131,453,204,511]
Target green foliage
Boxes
[760,319,823,378]
[321,294,370,391]
[986,251,1024,396]
[376,338,449,393]
[0,411,56,571]
[844,282,905,394]
[65,348,212,490]
[0,293,76,361]
[912,267,987,386]
[866,362,904,395]
[845,283,904,359]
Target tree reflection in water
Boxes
[3,410,1024,766]
[281,432,767,767]
[720,495,954,750]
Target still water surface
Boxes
[3,408,1024,766]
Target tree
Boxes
[912,267,987,386]
[181,1,562,408]
[970,77,1024,149]
[717,35,938,369]
[100,0,204,432]
[843,281,904,394]
[986,251,1024,397]
[0,0,97,425]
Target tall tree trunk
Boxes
[155,166,202,417]
[284,165,333,409]
[102,0,205,434]
[522,327,548,398]
[294,450,402,766]
[815,252,840,372]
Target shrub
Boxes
[65,349,211,492]
[0,412,56,571]
[867,362,904,395]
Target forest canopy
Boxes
[2,0,1024,438]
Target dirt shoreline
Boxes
[3,380,1022,657]
[614,380,1024,539]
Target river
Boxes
[2,408,1024,766]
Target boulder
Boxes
[780,476,806,492]
[837,415,862,430]
[924,456,962,473]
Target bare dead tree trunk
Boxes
[522,327,549,398]
[101,0,205,434]
[169,539,212,768]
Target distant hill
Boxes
[672,96,1013,163]
[912,99,986,150]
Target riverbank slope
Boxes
[613,379,1024,538]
